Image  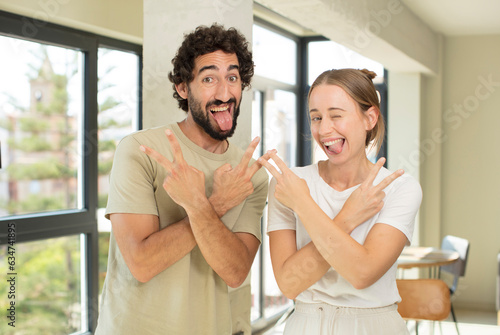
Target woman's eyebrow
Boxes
[309,107,345,113]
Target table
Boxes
[397,246,459,278]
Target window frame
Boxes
[0,10,142,334]
[299,36,389,165]
[250,18,302,333]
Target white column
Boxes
[142,1,254,333]
[387,72,421,244]
[143,0,253,149]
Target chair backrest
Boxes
[440,235,470,293]
[397,279,451,321]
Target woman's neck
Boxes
[318,155,374,191]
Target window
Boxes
[306,39,388,164]
[0,11,141,335]
[96,47,140,296]
[251,22,297,327]
[253,24,297,85]
[250,22,388,332]
[0,235,85,334]
[0,35,84,217]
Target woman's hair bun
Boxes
[360,68,377,81]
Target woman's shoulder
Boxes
[290,164,320,180]
[377,167,422,197]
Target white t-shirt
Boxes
[267,164,422,308]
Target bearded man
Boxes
[95,24,269,335]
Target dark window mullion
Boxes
[83,39,99,334]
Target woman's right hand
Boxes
[258,151,309,212]
[336,158,404,233]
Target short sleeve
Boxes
[266,177,297,233]
[377,175,423,245]
[230,167,269,242]
[105,134,159,219]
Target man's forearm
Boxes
[185,197,257,288]
[115,216,196,283]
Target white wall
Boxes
[142,0,254,151]
[438,35,500,310]
[387,72,421,244]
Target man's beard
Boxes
[187,94,240,141]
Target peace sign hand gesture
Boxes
[140,129,206,210]
[259,153,404,233]
[258,151,310,211]
[336,158,404,232]
[210,137,273,217]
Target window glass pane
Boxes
[250,234,262,322]
[262,212,293,318]
[252,90,263,159]
[0,235,84,334]
[308,40,384,85]
[96,47,140,294]
[263,89,297,168]
[0,35,83,217]
[251,23,297,325]
[253,25,297,85]
[309,40,385,164]
[251,90,263,322]
[262,89,296,318]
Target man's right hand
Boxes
[210,137,272,217]
[140,129,207,211]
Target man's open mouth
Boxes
[210,104,233,131]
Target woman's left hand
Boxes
[258,151,309,210]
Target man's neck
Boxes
[177,119,228,154]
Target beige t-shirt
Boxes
[95,123,268,335]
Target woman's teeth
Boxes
[323,139,343,146]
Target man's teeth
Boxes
[323,139,343,146]
[211,106,229,112]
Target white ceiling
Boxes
[256,1,500,37]
[402,0,500,36]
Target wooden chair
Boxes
[397,279,451,334]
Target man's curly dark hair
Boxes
[168,24,254,112]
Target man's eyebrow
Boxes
[198,65,218,74]
[198,64,239,74]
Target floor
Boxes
[260,308,500,335]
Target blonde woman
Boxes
[259,69,422,334]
